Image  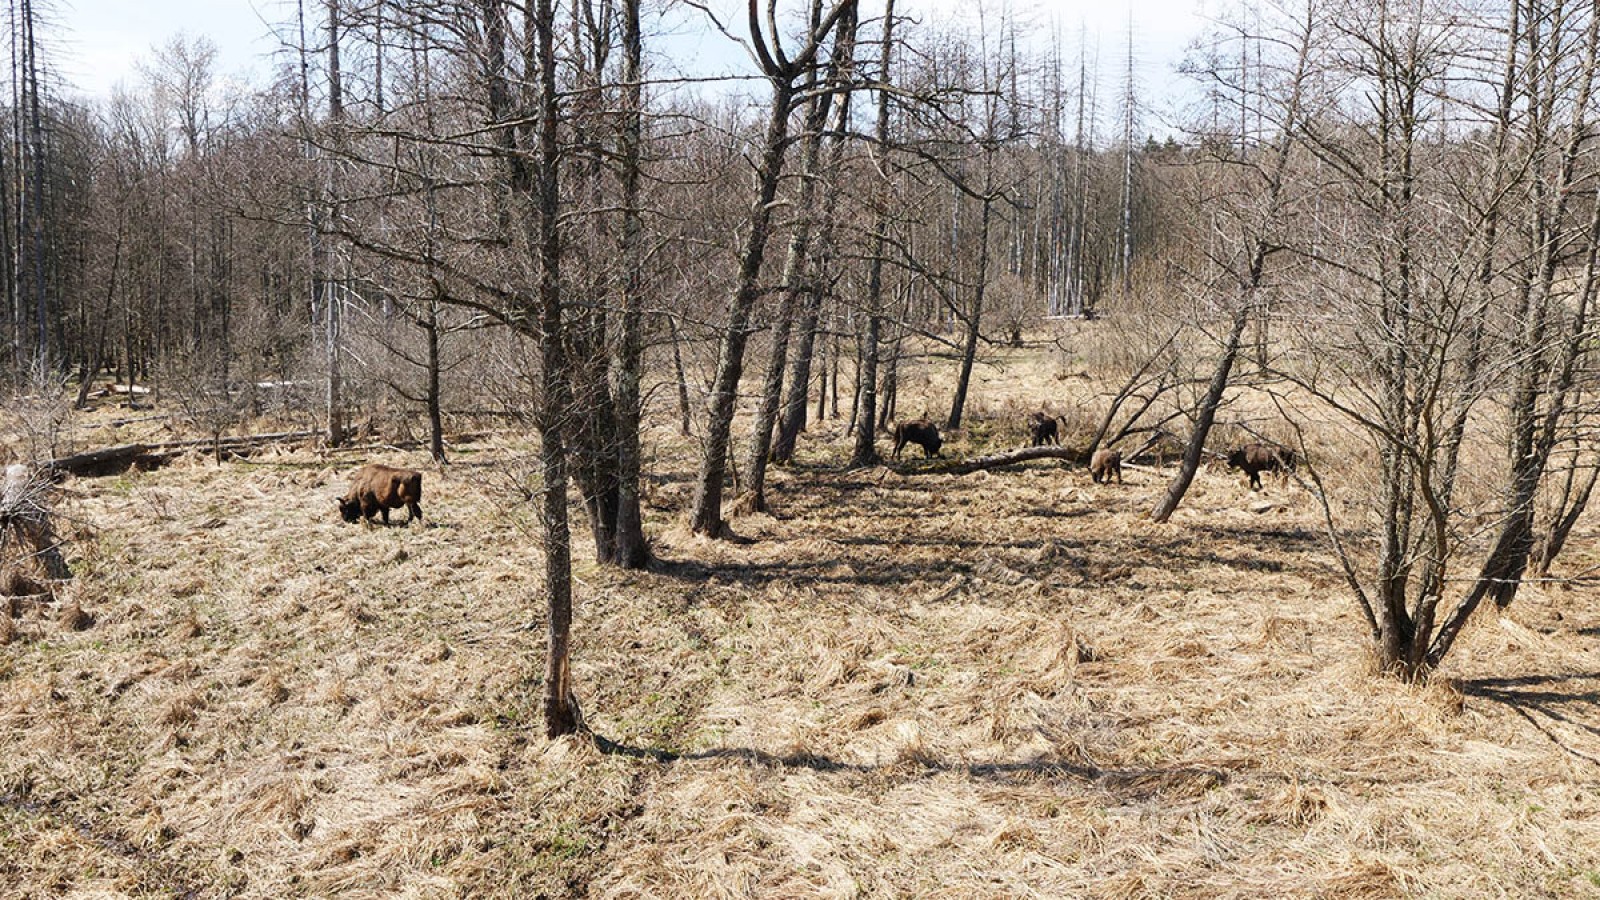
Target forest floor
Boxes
[4,337,1600,898]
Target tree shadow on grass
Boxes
[591,732,1232,800]
[653,555,980,590]
[1461,673,1600,766]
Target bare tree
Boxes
[1149,1,1311,524]
[688,0,859,538]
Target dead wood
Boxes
[894,445,1088,476]
[46,430,319,477]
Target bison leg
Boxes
[407,501,422,524]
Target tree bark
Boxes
[741,0,839,511]
[1149,304,1249,524]
[849,0,895,468]
[689,0,858,537]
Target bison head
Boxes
[1226,448,1247,471]
[337,496,362,523]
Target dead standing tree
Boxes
[688,0,860,538]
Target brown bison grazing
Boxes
[1090,449,1123,484]
[339,464,424,525]
[892,419,943,459]
[1227,443,1294,490]
[1027,411,1063,446]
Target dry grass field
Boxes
[4,335,1600,898]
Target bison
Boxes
[338,464,424,525]
[1227,442,1294,490]
[1090,448,1123,484]
[892,419,943,459]
[1027,411,1063,446]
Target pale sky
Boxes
[56,0,1210,132]
[60,0,280,98]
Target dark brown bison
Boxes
[892,419,943,459]
[1027,411,1063,446]
[338,464,424,525]
[1090,449,1123,484]
[1227,443,1294,490]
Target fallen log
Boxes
[44,444,155,477]
[140,430,319,453]
[893,445,1088,476]
[47,430,320,477]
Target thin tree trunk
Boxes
[742,0,838,511]
[948,193,992,431]
[1150,304,1249,524]
[529,0,581,738]
[425,297,445,464]
[667,313,692,436]
[689,77,800,537]
[609,0,649,568]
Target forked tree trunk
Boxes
[689,76,799,537]
[742,0,840,511]
[1151,298,1250,524]
[690,0,857,537]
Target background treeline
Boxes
[0,1,1158,435]
[5,0,1600,728]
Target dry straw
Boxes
[2,342,1599,897]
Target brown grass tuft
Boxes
[54,598,92,631]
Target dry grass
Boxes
[3,334,1600,898]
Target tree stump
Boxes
[1,463,71,598]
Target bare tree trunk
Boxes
[609,0,649,568]
[1150,305,1249,523]
[947,191,992,431]
[667,313,692,436]
[528,0,582,738]
[1536,457,1599,575]
[321,0,347,447]
[741,0,838,511]
[688,76,799,537]
[425,294,445,464]
[850,0,893,465]
[689,0,857,537]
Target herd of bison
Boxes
[338,414,1295,528]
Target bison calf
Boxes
[1227,442,1293,490]
[892,419,943,459]
[1090,449,1123,484]
[1027,411,1063,446]
[338,464,424,525]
